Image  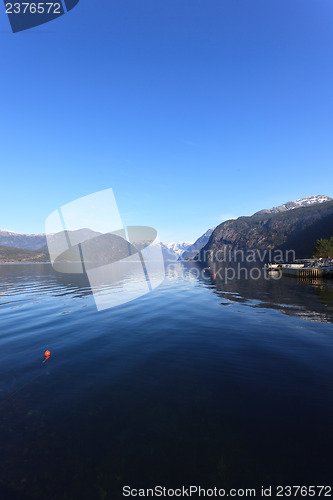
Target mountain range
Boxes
[0,229,192,263]
[0,229,47,251]
[0,195,332,263]
[0,229,192,260]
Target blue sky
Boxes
[0,0,333,242]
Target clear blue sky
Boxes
[1,0,333,242]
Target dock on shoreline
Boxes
[281,267,327,278]
[265,259,333,279]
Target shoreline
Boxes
[0,261,51,265]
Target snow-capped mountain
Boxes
[160,241,193,260]
[253,195,332,216]
[0,229,19,235]
[0,230,47,250]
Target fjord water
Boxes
[0,263,333,499]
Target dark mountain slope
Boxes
[180,228,215,260]
[197,200,333,263]
[0,245,49,263]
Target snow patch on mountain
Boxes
[160,241,193,260]
[163,241,193,255]
[0,229,19,235]
[253,195,332,216]
[292,195,332,207]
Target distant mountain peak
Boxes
[253,195,332,216]
[180,227,216,260]
[0,229,19,235]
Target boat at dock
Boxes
[264,263,282,270]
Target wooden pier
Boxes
[281,267,324,278]
[266,263,333,280]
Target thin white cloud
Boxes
[217,213,237,222]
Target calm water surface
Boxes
[0,263,333,499]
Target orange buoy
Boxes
[44,350,51,358]
[214,274,216,278]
